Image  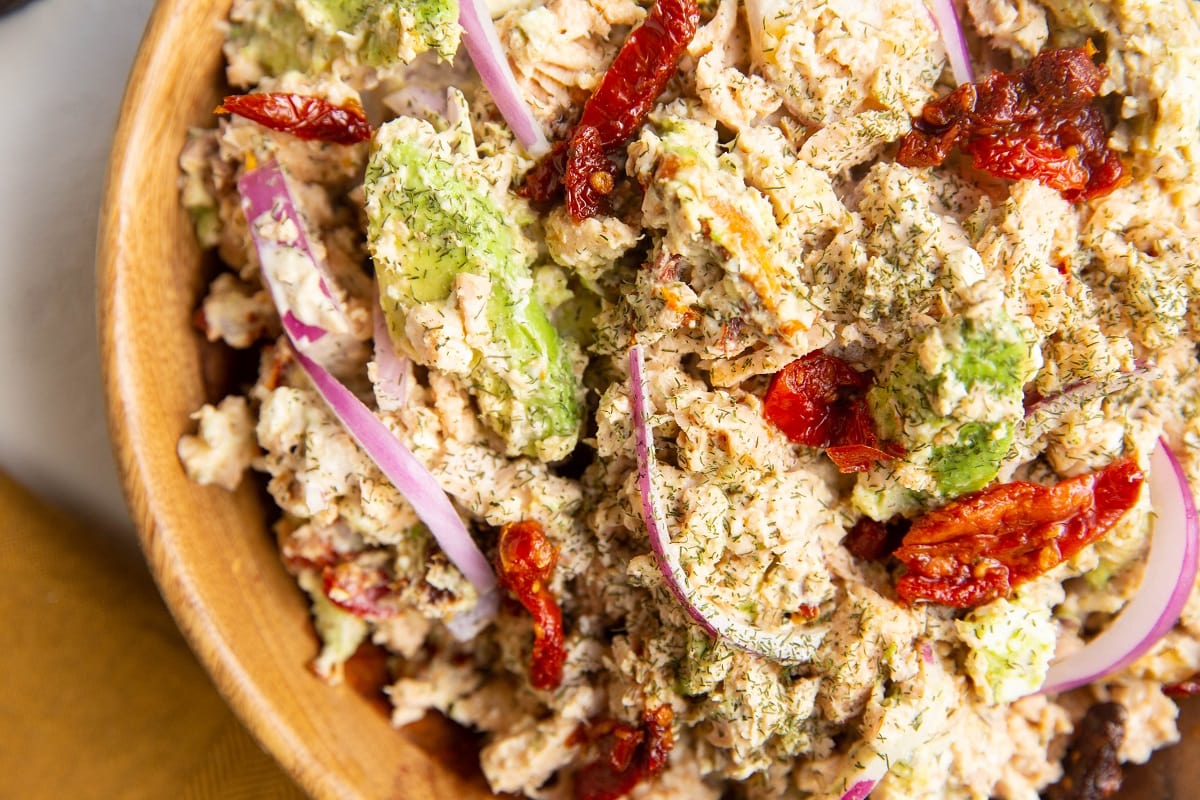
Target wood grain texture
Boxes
[96,2,495,798]
[94,1,1200,798]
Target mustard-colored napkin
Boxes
[0,471,307,799]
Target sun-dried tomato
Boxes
[898,48,1127,201]
[322,554,406,619]
[520,0,699,219]
[640,705,674,774]
[574,706,675,800]
[278,520,340,572]
[825,395,904,472]
[520,143,569,205]
[965,133,1090,193]
[842,516,911,562]
[563,125,621,220]
[793,604,822,621]
[1045,702,1126,800]
[894,458,1143,608]
[217,93,372,145]
[764,353,869,445]
[763,352,899,473]
[580,0,699,148]
[1163,676,1200,698]
[497,520,566,691]
[576,723,643,800]
[825,443,899,472]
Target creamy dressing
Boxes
[176,0,1200,797]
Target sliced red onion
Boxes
[285,333,499,638]
[842,780,877,800]
[629,345,826,663]
[1000,369,1150,481]
[241,162,342,308]
[239,161,364,367]
[382,83,450,120]
[926,0,973,86]
[1041,440,1199,694]
[240,161,499,639]
[832,715,911,800]
[458,0,549,156]
[372,301,410,413]
[1023,370,1147,419]
[282,311,329,346]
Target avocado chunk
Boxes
[227,0,460,84]
[365,93,582,462]
[868,312,1033,501]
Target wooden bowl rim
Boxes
[96,3,491,798]
[98,2,338,795]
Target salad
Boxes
[177,0,1200,797]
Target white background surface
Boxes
[0,0,157,544]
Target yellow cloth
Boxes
[0,471,307,799]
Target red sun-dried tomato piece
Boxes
[763,352,870,446]
[825,443,900,472]
[278,520,341,572]
[763,352,899,472]
[578,0,699,149]
[519,142,569,204]
[894,458,1143,607]
[824,395,904,473]
[842,516,912,562]
[520,0,699,219]
[1164,676,1200,698]
[217,93,372,145]
[322,553,406,619]
[497,520,566,691]
[575,725,643,800]
[1045,702,1126,800]
[564,125,620,220]
[640,705,675,774]
[574,707,675,800]
[604,724,645,773]
[965,133,1090,195]
[898,47,1127,201]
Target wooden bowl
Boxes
[97,1,1200,798]
[97,1,494,797]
